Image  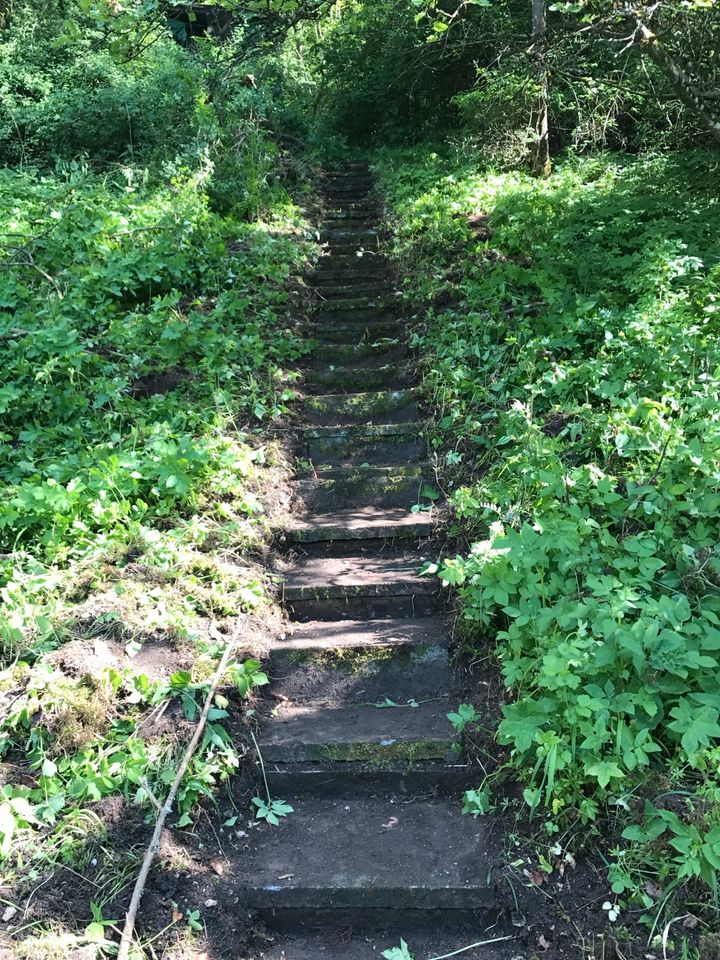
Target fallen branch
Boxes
[427,935,515,960]
[116,625,240,960]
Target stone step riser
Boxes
[313,294,399,311]
[326,243,380,260]
[311,282,390,297]
[307,435,425,469]
[305,322,401,345]
[311,277,390,291]
[265,763,474,796]
[244,900,496,932]
[313,310,400,326]
[270,643,452,705]
[322,210,380,221]
[294,463,425,482]
[313,255,388,271]
[292,536,432,559]
[305,390,418,427]
[288,594,444,622]
[322,184,374,193]
[303,365,409,394]
[287,523,432,545]
[322,212,380,223]
[294,474,422,511]
[307,345,406,369]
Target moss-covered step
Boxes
[258,928,509,959]
[303,361,409,394]
[313,292,401,320]
[294,461,424,482]
[323,200,379,212]
[306,423,426,469]
[271,637,451,704]
[307,341,406,368]
[265,759,474,796]
[310,279,390,297]
[311,254,389,280]
[322,210,379,225]
[282,553,442,620]
[286,506,433,543]
[304,320,401,345]
[323,242,382,257]
[294,472,423,511]
[257,699,455,764]
[305,389,418,427]
[241,792,495,925]
[279,616,450,651]
[320,226,379,244]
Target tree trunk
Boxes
[636,19,720,145]
[529,0,551,176]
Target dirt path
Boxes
[241,166,518,959]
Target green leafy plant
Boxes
[252,797,295,827]
[84,902,117,944]
[382,940,415,960]
[377,144,720,921]
[250,730,293,828]
[447,703,478,734]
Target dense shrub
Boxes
[378,145,720,914]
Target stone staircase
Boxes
[244,165,505,959]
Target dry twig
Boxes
[116,626,239,960]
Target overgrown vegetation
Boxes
[2,0,720,953]
[0,3,320,954]
[377,144,720,940]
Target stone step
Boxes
[321,227,379,242]
[265,759,475,797]
[311,280,390,297]
[258,699,455,764]
[293,472,423,511]
[322,180,373,190]
[314,307,399,325]
[270,628,451,703]
[306,320,401,345]
[306,422,426,471]
[323,242,382,256]
[322,210,379,224]
[259,929,512,958]
[282,550,440,619]
[294,462,425,482]
[322,175,372,183]
[303,361,409,394]
[308,341,406,368]
[321,194,374,207]
[242,793,494,927]
[312,254,388,277]
[313,291,400,315]
[305,389,418,426]
[283,551,432,600]
[277,616,450,651]
[323,201,379,213]
[286,507,433,543]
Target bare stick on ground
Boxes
[116,626,240,960]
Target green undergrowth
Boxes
[0,28,321,949]
[376,146,720,933]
